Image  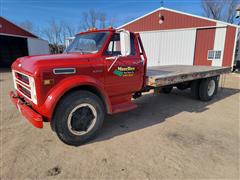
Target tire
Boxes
[176,82,190,90]
[199,77,218,101]
[52,90,105,146]
[162,86,173,94]
[190,80,200,99]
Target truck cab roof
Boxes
[77,28,134,36]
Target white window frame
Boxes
[214,50,222,59]
[208,50,215,60]
[208,50,222,60]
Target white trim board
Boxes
[118,7,239,29]
[212,23,227,66]
[0,33,48,43]
[0,32,31,39]
[231,27,239,68]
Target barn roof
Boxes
[118,7,239,29]
[0,16,38,38]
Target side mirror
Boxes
[120,31,131,56]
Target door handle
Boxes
[133,61,143,65]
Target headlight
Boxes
[29,76,37,105]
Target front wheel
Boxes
[52,90,105,146]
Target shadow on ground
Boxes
[91,87,239,144]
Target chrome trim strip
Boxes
[15,78,30,88]
[16,89,32,102]
[16,81,31,91]
[53,68,76,75]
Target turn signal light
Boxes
[43,79,54,85]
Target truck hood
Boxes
[12,53,95,75]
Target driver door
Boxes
[104,33,144,97]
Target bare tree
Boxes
[201,0,238,23]
[81,10,108,30]
[62,22,77,37]
[18,20,34,32]
[99,12,107,28]
[226,0,239,23]
[42,20,77,54]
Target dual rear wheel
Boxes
[162,76,219,101]
[191,76,219,101]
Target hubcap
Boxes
[207,80,215,97]
[67,103,97,135]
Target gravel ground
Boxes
[0,70,239,179]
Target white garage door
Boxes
[27,38,49,55]
[140,29,197,67]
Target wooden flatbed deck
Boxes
[146,65,231,87]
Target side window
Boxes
[130,34,136,56]
[105,33,136,56]
[105,33,121,56]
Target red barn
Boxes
[119,7,239,68]
[0,17,49,68]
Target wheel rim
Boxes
[207,80,215,97]
[67,103,97,136]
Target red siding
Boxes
[0,17,37,38]
[222,26,236,67]
[123,9,216,32]
[194,28,216,66]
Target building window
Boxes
[208,50,215,60]
[208,50,222,60]
[215,51,222,59]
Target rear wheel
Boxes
[52,90,105,146]
[199,77,218,101]
[190,80,200,99]
[162,86,173,94]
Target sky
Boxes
[0,0,205,29]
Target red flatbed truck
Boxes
[10,28,230,146]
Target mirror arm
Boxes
[107,55,121,71]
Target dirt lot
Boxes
[0,70,239,179]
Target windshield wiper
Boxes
[73,48,84,54]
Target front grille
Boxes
[12,71,33,102]
[17,84,31,98]
[16,72,29,85]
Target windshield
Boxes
[65,32,110,54]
